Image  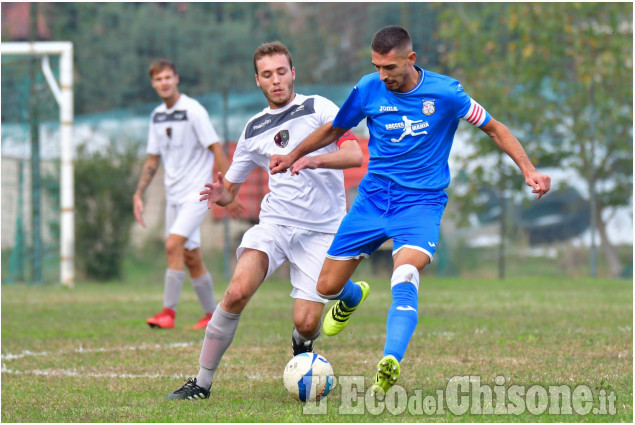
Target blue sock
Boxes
[335,280,362,308]
[384,282,419,362]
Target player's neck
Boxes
[400,66,421,93]
[163,92,181,109]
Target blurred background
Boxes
[1,2,632,286]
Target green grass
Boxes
[1,275,632,422]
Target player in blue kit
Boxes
[270,26,551,399]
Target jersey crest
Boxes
[274,129,290,148]
[422,100,436,116]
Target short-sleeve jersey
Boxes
[226,94,354,233]
[147,94,223,203]
[333,66,491,190]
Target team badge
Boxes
[274,129,289,148]
[166,127,172,138]
[422,100,436,116]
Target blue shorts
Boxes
[327,173,448,262]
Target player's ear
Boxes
[291,67,296,81]
[407,51,417,66]
[255,74,261,87]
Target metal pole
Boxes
[29,5,42,285]
[59,43,75,287]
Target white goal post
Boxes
[1,41,75,287]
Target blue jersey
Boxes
[333,66,491,190]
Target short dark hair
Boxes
[371,26,413,55]
[148,59,177,78]
[253,41,293,74]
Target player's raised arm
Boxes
[269,121,349,174]
[479,118,551,199]
[289,131,363,175]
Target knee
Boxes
[316,276,340,297]
[294,314,321,337]
[222,283,250,312]
[165,238,182,258]
[183,250,200,269]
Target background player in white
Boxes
[270,26,551,399]
[167,42,363,400]
[134,59,241,330]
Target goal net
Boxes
[1,42,74,287]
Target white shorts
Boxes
[165,199,209,251]
[237,222,334,304]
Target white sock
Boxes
[191,272,216,314]
[164,269,186,310]
[196,304,241,389]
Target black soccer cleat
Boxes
[292,336,314,356]
[167,378,210,400]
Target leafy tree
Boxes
[435,2,632,277]
[38,3,273,113]
[74,143,138,280]
[12,3,442,114]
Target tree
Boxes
[36,3,273,113]
[436,2,632,277]
[74,143,138,280]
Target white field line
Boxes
[1,341,196,380]
[1,341,197,360]
[1,364,187,379]
[1,341,272,380]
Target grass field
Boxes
[1,270,632,422]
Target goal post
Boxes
[1,41,75,287]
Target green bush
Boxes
[75,144,138,280]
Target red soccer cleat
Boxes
[190,312,213,330]
[146,307,176,329]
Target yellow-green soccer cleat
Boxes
[322,281,370,336]
[370,355,400,400]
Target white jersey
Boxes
[226,94,347,233]
[147,93,223,203]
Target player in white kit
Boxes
[134,59,241,330]
[167,42,363,400]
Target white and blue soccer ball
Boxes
[283,353,335,402]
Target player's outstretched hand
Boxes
[526,171,551,200]
[200,172,226,209]
[269,154,292,175]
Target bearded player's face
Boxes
[255,53,296,109]
[372,48,416,92]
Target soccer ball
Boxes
[283,353,335,402]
